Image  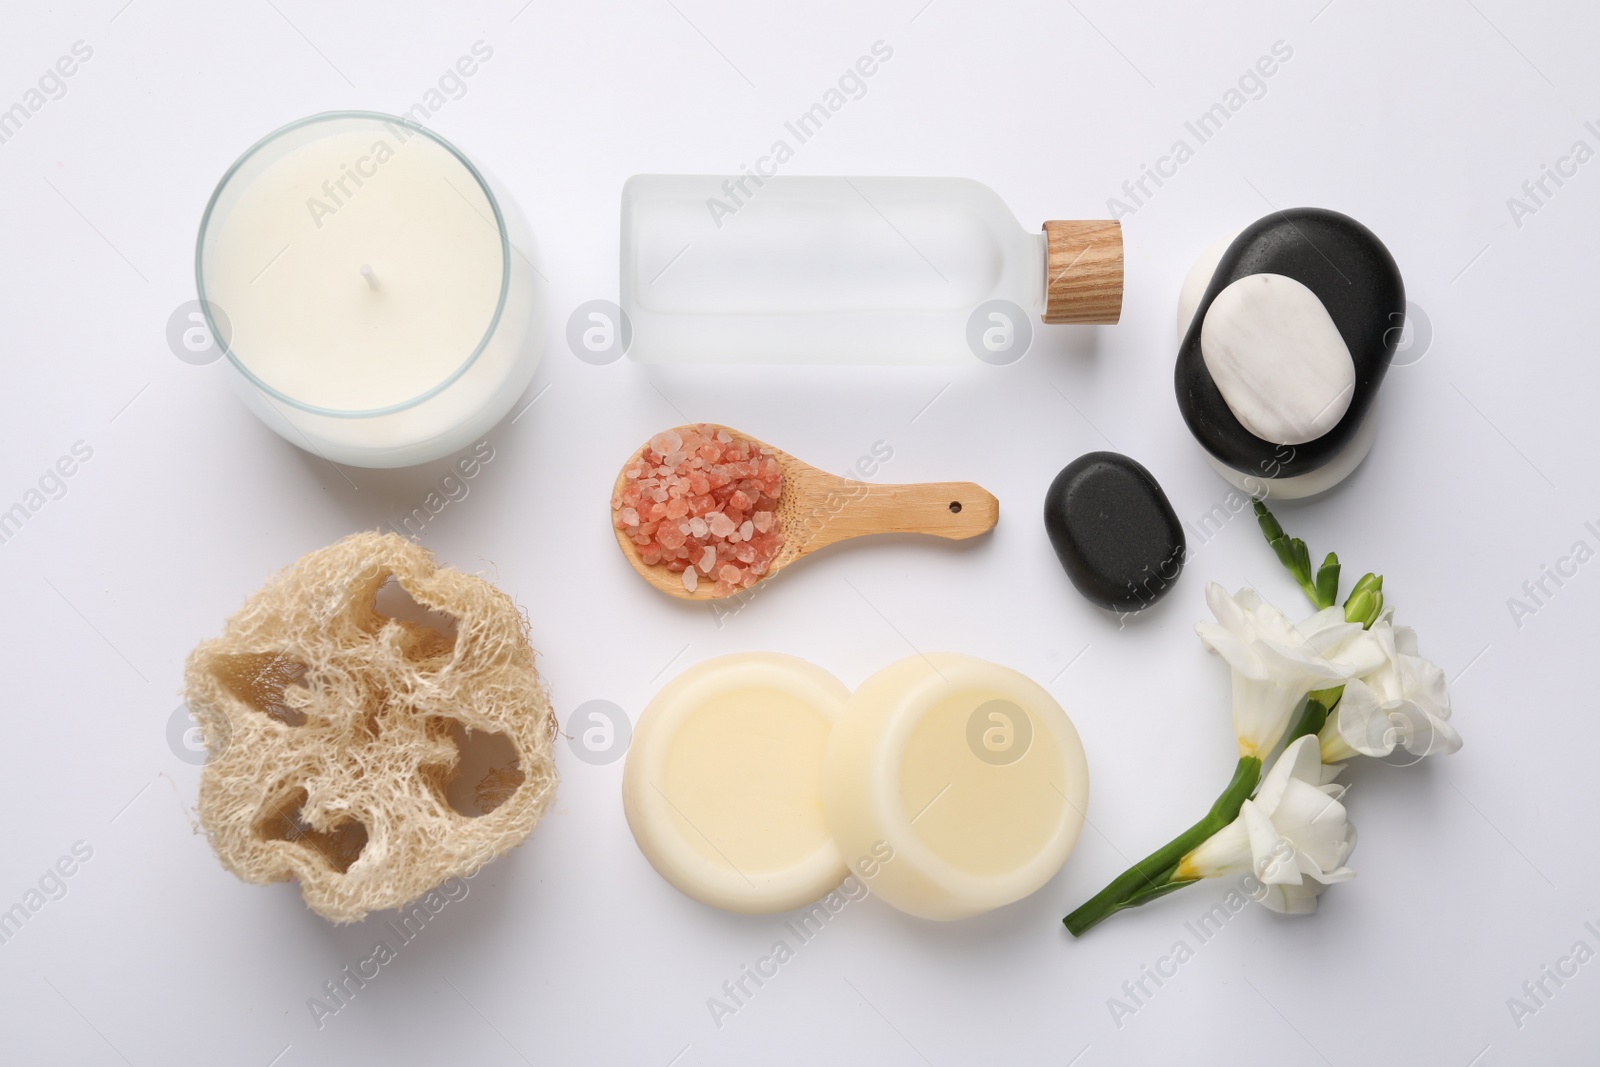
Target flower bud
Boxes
[1343,576,1383,629]
[1346,590,1371,623]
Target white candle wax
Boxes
[197,112,543,468]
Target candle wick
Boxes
[360,264,379,290]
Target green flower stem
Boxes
[1063,755,1262,937]
[1253,500,1345,609]
[1254,500,1319,605]
[1099,872,1200,919]
[1283,695,1335,746]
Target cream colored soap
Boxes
[623,653,849,913]
[823,653,1089,920]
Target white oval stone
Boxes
[1175,230,1241,341]
[1200,273,1356,445]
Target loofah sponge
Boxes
[184,532,557,922]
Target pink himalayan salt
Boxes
[614,424,784,592]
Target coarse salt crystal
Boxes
[616,424,787,594]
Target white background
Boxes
[1,1,1595,1064]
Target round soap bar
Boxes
[623,653,849,913]
[822,653,1089,921]
[1174,207,1402,491]
[1043,452,1185,613]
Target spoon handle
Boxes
[803,480,998,551]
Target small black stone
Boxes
[1174,207,1404,480]
[1044,452,1186,613]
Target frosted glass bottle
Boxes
[620,175,1121,363]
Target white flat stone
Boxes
[1200,396,1382,501]
[1175,230,1241,341]
[1200,273,1356,445]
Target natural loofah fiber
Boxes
[184,532,557,922]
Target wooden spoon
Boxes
[612,423,998,601]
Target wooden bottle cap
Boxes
[1042,220,1123,325]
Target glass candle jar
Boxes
[196,111,544,468]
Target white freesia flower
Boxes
[1319,609,1462,763]
[1195,583,1387,758]
[1176,736,1356,915]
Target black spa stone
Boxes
[1044,452,1185,613]
[1174,208,1404,480]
